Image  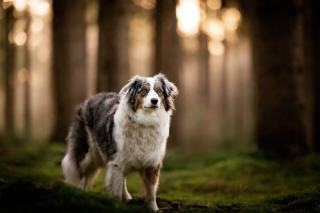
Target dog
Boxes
[62,73,178,211]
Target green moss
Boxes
[0,140,319,212]
[0,179,152,213]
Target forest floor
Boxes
[0,138,320,213]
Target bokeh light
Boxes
[176,0,201,37]
[29,70,41,86]
[199,7,206,21]
[28,0,41,8]
[17,68,30,83]
[207,0,221,10]
[140,0,156,10]
[13,19,27,33]
[14,31,27,46]
[208,40,224,55]
[222,8,241,31]
[30,19,44,34]
[8,31,14,44]
[13,0,27,12]
[2,1,12,10]
[35,1,50,16]
[204,19,225,41]
[28,0,41,7]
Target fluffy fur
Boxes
[62,74,178,211]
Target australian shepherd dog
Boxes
[62,74,178,211]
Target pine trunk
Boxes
[154,0,181,146]
[97,0,130,93]
[252,0,309,156]
[303,0,320,153]
[4,6,15,134]
[51,0,87,142]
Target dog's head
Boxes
[119,74,178,112]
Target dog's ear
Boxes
[154,73,179,97]
[119,75,143,95]
[154,73,179,111]
[119,75,143,111]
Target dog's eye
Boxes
[157,89,162,95]
[141,89,148,95]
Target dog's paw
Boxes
[148,201,159,212]
[122,192,132,202]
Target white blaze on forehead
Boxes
[146,77,155,90]
[144,77,160,109]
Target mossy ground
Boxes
[0,137,319,212]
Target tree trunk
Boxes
[312,1,320,153]
[4,5,15,134]
[154,0,181,146]
[97,0,130,93]
[51,0,87,142]
[252,0,309,157]
[303,0,320,153]
[24,15,31,138]
[198,32,209,106]
[154,0,163,74]
[153,0,180,83]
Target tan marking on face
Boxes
[154,84,167,110]
[133,84,150,112]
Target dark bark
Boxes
[97,0,130,93]
[51,0,87,142]
[154,0,163,74]
[252,0,309,157]
[303,0,320,153]
[312,1,320,153]
[154,0,181,146]
[4,6,15,134]
[154,0,180,84]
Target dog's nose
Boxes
[151,98,158,105]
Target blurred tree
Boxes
[303,0,320,153]
[97,0,129,93]
[154,0,162,74]
[51,0,87,142]
[24,15,31,137]
[251,0,309,157]
[198,32,209,105]
[153,0,180,81]
[4,5,15,134]
[154,0,181,146]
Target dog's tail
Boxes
[62,153,81,186]
[62,105,88,187]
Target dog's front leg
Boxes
[140,165,161,211]
[79,177,87,190]
[122,177,132,201]
[105,163,124,200]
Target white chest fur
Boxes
[113,98,171,171]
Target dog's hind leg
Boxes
[105,163,124,200]
[79,177,87,190]
[78,151,101,190]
